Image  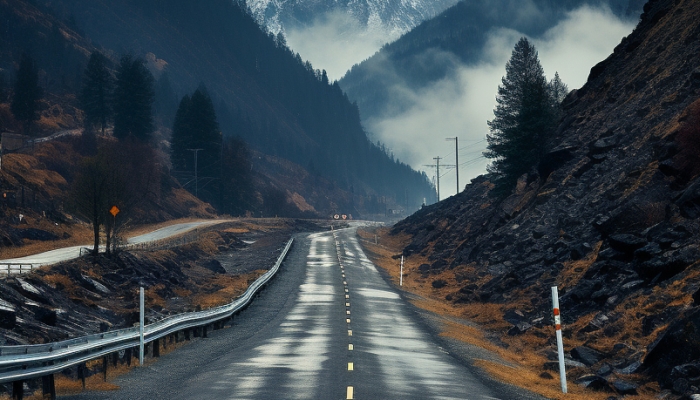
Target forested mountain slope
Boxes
[388,0,700,394]
[42,0,434,212]
[340,0,646,125]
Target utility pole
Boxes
[187,148,203,198]
[424,156,442,202]
[446,137,459,194]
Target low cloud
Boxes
[285,10,399,81]
[367,5,636,198]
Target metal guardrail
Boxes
[0,238,294,384]
[0,264,37,277]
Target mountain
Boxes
[339,0,646,126]
[387,0,700,393]
[2,0,435,216]
[244,0,459,38]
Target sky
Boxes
[285,4,637,199]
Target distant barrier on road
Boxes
[0,264,37,277]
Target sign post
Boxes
[551,286,567,393]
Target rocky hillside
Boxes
[390,0,700,395]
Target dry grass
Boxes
[191,270,267,308]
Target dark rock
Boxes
[34,308,57,326]
[673,378,690,394]
[677,180,700,218]
[539,371,554,380]
[597,364,613,376]
[634,242,662,261]
[608,234,647,253]
[17,228,59,241]
[616,361,642,374]
[0,306,16,329]
[532,225,548,239]
[571,346,605,366]
[418,264,431,273]
[658,159,679,176]
[575,374,612,391]
[612,380,638,395]
[200,259,225,274]
[590,136,618,153]
[507,322,532,336]
[637,246,700,281]
[503,309,527,325]
[431,279,447,289]
[671,363,700,384]
[645,308,700,386]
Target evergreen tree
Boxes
[170,86,221,200]
[80,51,113,134]
[113,55,155,141]
[11,53,43,136]
[548,71,569,120]
[170,94,192,171]
[485,37,555,192]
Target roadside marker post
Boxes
[140,287,145,366]
[400,255,404,286]
[551,286,567,393]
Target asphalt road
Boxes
[62,227,543,400]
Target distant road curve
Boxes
[0,219,230,268]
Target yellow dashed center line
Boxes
[347,386,354,399]
[348,362,354,371]
[348,330,353,336]
[348,344,354,351]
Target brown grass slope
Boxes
[389,0,700,396]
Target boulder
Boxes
[612,380,638,395]
[0,306,16,329]
[645,308,700,387]
[608,234,647,253]
[574,374,612,392]
[572,346,605,366]
[676,179,700,218]
[201,259,226,274]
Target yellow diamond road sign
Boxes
[110,205,120,217]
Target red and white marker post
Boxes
[551,286,567,393]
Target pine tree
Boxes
[11,53,43,136]
[170,94,192,171]
[548,71,569,120]
[80,51,113,135]
[170,86,222,200]
[113,55,155,141]
[485,37,556,192]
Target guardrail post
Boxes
[12,380,23,399]
[42,373,56,399]
[78,363,86,389]
[153,338,160,357]
[102,355,108,381]
[139,287,144,366]
[203,325,208,338]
